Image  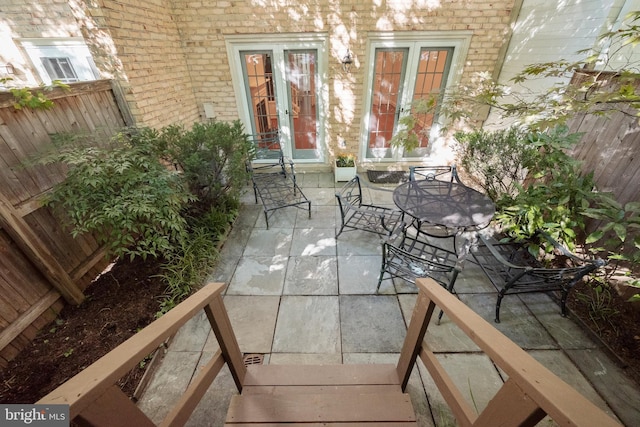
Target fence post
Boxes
[0,193,84,304]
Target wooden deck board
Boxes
[225,392,416,424]
[243,364,401,386]
[226,364,415,425]
[242,384,401,395]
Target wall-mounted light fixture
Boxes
[341,50,354,73]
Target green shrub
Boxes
[457,125,595,251]
[40,129,193,260]
[582,194,640,285]
[158,198,241,314]
[39,120,254,311]
[455,126,537,203]
[158,120,253,211]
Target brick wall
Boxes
[1,0,517,153]
[169,0,516,156]
[0,0,200,128]
[79,0,199,128]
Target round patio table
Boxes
[393,180,495,232]
[393,180,495,261]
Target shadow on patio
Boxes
[130,172,639,426]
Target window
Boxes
[361,32,472,162]
[20,38,100,84]
[227,34,328,163]
[41,57,79,83]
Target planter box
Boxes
[334,165,357,182]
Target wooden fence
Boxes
[568,70,640,208]
[569,110,640,207]
[0,80,127,368]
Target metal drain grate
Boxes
[243,353,264,366]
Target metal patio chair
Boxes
[472,231,607,322]
[408,164,461,183]
[335,175,403,238]
[406,164,464,243]
[377,223,461,321]
[246,132,311,229]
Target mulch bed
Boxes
[0,256,167,404]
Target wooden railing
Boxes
[403,278,621,427]
[38,282,246,427]
[38,279,622,426]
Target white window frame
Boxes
[20,38,100,84]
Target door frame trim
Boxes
[226,33,329,163]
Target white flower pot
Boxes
[334,165,357,182]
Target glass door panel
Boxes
[366,49,408,159]
[404,48,453,158]
[285,50,319,160]
[363,41,457,162]
[241,51,281,159]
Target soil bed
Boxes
[0,256,166,404]
[567,280,640,386]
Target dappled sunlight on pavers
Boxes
[290,228,337,256]
[137,172,638,427]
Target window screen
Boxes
[41,57,79,83]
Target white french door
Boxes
[362,33,471,162]
[228,36,327,163]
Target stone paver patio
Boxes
[137,172,640,427]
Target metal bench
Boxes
[472,231,606,322]
[246,133,311,229]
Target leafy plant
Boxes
[575,280,620,331]
[389,97,439,152]
[157,202,238,315]
[457,125,594,251]
[39,129,193,261]
[454,126,538,202]
[582,194,640,284]
[158,120,254,210]
[1,77,70,110]
[39,120,252,261]
[335,153,356,167]
[445,10,640,319]
[38,120,253,312]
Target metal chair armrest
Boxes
[476,234,534,272]
[535,230,606,267]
